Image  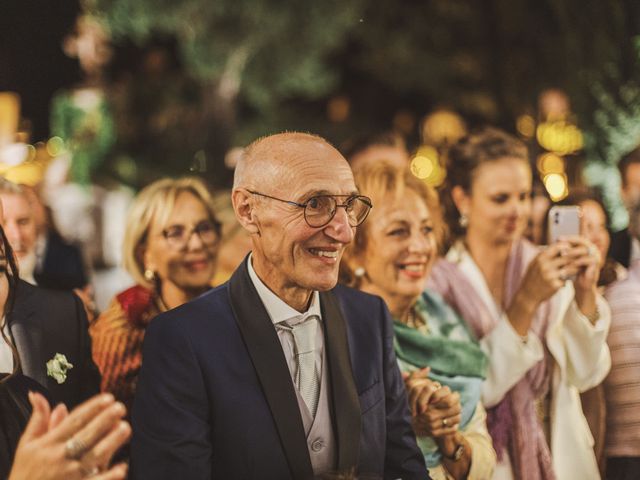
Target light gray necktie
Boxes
[280,316,320,417]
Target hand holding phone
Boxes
[547,205,581,244]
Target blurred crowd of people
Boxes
[1,123,640,480]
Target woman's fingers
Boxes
[407,380,436,416]
[22,391,51,441]
[429,413,462,437]
[91,463,129,480]
[46,393,115,443]
[428,386,455,407]
[49,402,69,431]
[415,386,438,416]
[82,421,131,470]
[404,367,430,384]
[71,401,126,457]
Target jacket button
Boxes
[311,439,323,452]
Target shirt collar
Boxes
[247,254,321,325]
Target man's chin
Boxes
[306,274,339,292]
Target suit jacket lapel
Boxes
[227,258,314,480]
[320,290,361,472]
[8,281,47,386]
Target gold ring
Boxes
[65,437,88,460]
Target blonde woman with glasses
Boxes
[90,177,221,414]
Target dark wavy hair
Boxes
[441,127,530,240]
[0,224,20,381]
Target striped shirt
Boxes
[604,261,640,457]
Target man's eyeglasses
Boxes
[247,190,372,228]
[161,219,221,250]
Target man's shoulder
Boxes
[330,284,386,320]
[147,283,233,334]
[332,284,382,305]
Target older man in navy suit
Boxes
[131,132,428,479]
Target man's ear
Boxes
[451,185,470,218]
[232,189,260,235]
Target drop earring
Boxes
[459,214,469,228]
[144,269,156,281]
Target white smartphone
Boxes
[547,205,581,244]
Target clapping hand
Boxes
[9,393,131,480]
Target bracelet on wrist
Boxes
[443,442,465,462]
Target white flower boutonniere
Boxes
[46,353,74,384]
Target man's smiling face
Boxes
[250,136,358,301]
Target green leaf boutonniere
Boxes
[46,353,74,384]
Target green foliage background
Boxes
[89,0,640,217]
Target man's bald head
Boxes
[233,132,347,194]
[231,131,359,310]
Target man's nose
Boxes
[324,207,354,244]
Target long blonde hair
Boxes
[122,177,219,289]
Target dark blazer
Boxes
[34,231,88,291]
[609,228,633,268]
[131,259,427,480]
[7,280,100,409]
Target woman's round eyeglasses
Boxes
[161,219,221,250]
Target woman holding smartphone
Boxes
[430,127,611,480]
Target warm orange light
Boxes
[537,153,564,175]
[516,114,536,138]
[411,146,447,187]
[421,109,467,146]
[536,121,583,155]
[544,173,568,201]
[327,96,350,123]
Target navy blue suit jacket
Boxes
[34,231,88,291]
[131,259,427,480]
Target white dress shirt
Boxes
[247,255,324,387]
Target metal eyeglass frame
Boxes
[247,189,372,228]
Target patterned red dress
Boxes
[89,285,165,413]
